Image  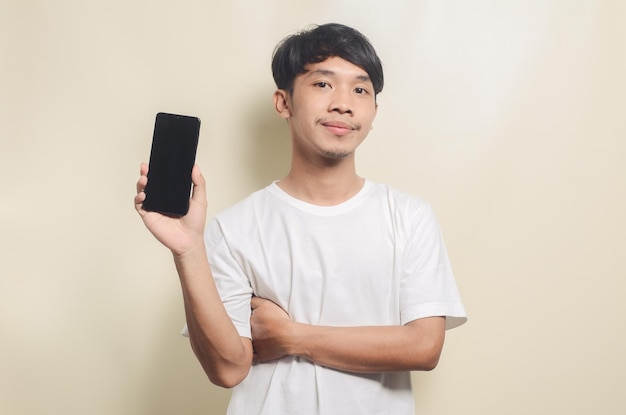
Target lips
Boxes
[320,120,358,136]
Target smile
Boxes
[320,120,358,136]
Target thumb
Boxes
[190,164,206,203]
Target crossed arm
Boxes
[250,297,445,373]
[135,163,446,388]
[174,252,446,389]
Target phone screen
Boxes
[143,112,201,216]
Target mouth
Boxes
[320,120,359,136]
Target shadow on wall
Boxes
[138,293,231,415]
[138,93,290,414]
[242,91,292,188]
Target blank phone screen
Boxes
[143,112,200,216]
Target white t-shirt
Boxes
[188,180,467,414]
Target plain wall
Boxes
[1,0,625,413]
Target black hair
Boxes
[271,23,384,96]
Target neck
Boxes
[278,155,365,206]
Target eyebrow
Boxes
[309,69,371,83]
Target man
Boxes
[135,23,466,414]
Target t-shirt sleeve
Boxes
[181,218,254,338]
[399,202,467,330]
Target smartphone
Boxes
[143,112,201,217]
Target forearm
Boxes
[285,318,445,373]
[175,245,252,388]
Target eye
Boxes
[354,87,369,95]
[314,81,330,89]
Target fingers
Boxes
[251,296,262,310]
[136,174,147,194]
[134,189,146,207]
[251,296,272,310]
[135,162,205,215]
[136,162,148,193]
[135,163,149,214]
[250,297,281,313]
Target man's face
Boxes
[275,56,378,161]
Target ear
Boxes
[273,89,291,119]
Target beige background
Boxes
[1,0,625,414]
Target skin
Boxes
[135,56,445,388]
[273,56,377,205]
[135,163,253,388]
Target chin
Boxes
[321,149,352,159]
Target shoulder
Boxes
[205,184,277,239]
[368,181,433,217]
[364,182,444,244]
[214,185,275,221]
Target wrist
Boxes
[286,321,310,358]
[172,241,208,268]
[171,234,206,257]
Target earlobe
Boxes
[273,90,291,119]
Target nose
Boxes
[329,88,353,115]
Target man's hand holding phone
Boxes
[135,162,207,256]
[135,112,206,256]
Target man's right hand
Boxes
[134,162,207,256]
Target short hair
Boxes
[271,23,384,96]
